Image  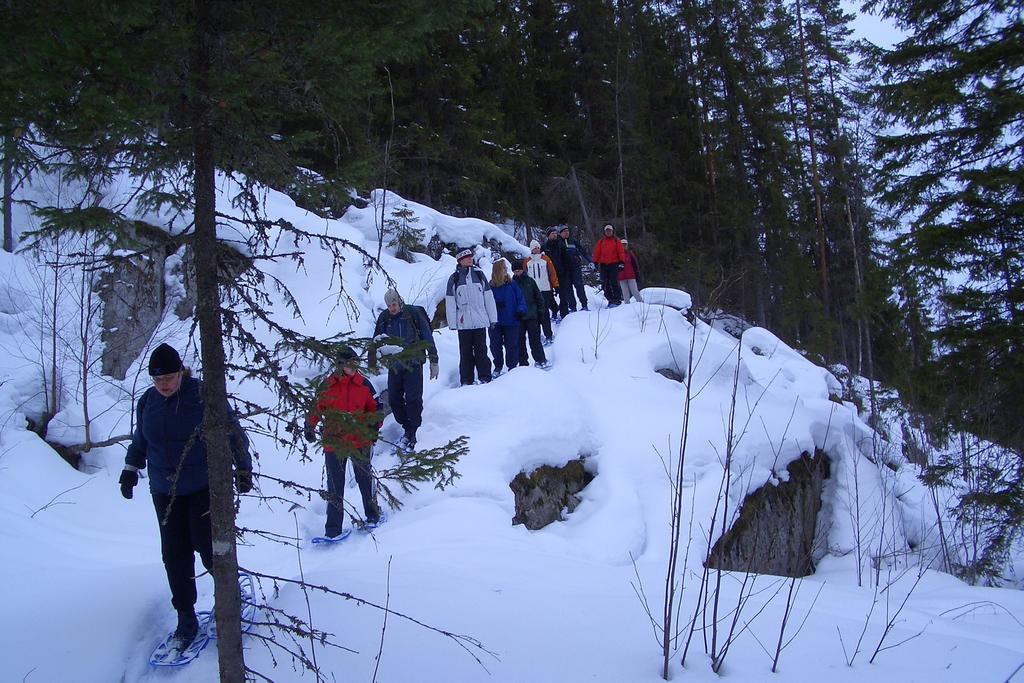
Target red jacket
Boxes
[592,236,625,265]
[618,251,639,281]
[307,372,379,451]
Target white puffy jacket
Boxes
[445,265,498,330]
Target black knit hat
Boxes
[336,345,358,364]
[148,343,182,376]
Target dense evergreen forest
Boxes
[373,0,880,374]
[1,0,1020,587]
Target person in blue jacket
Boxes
[489,258,527,375]
[368,288,439,449]
[118,343,252,649]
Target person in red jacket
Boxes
[617,238,643,303]
[592,224,626,307]
[304,346,381,537]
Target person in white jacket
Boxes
[445,247,498,385]
[523,240,557,343]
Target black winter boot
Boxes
[172,610,199,646]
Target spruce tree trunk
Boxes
[3,134,13,253]
[795,0,831,325]
[190,2,245,680]
[570,166,592,232]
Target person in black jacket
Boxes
[543,227,575,317]
[118,343,252,649]
[511,260,549,368]
[559,226,590,311]
[368,289,438,449]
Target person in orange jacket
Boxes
[523,240,558,342]
[592,224,626,307]
[304,346,381,537]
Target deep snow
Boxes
[0,181,1022,683]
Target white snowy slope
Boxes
[0,179,1022,683]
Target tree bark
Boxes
[190,2,245,680]
[569,166,592,232]
[795,0,831,324]
[3,134,13,253]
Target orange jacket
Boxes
[522,253,560,289]
[592,236,626,265]
[307,372,379,452]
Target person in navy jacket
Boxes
[118,343,252,648]
[489,258,527,375]
[368,288,438,449]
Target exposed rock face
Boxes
[510,459,594,530]
[706,449,831,577]
[97,226,167,380]
[96,222,194,380]
[655,367,685,383]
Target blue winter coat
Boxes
[125,376,251,495]
[491,280,527,326]
[372,304,438,371]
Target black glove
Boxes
[236,471,253,494]
[616,262,625,271]
[119,469,138,499]
[303,426,316,443]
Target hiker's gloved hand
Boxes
[235,471,253,494]
[616,262,625,271]
[119,469,138,499]
[304,426,316,443]
[429,362,439,380]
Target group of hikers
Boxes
[116,222,643,652]
[446,223,642,385]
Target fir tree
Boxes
[384,204,426,262]
[2,1,482,677]
[866,0,1024,581]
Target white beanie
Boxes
[529,240,541,250]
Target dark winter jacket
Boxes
[125,376,251,496]
[491,280,527,326]
[445,265,499,330]
[513,272,545,321]
[592,235,626,265]
[306,372,379,453]
[371,304,438,371]
[543,237,571,277]
[563,238,590,270]
[618,251,640,281]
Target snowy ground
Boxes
[1,183,1023,682]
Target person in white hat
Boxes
[618,238,643,303]
[444,247,498,385]
[592,224,625,307]
[524,239,557,342]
